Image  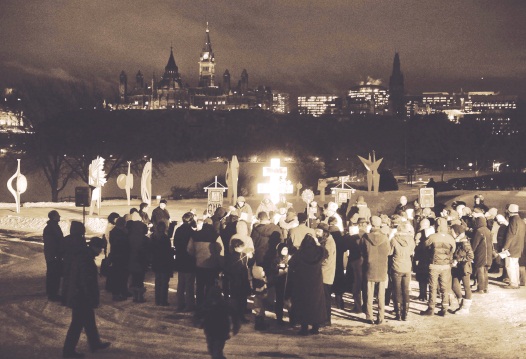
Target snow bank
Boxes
[0,215,107,235]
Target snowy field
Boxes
[0,190,525,358]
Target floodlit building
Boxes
[298,95,340,116]
[347,84,389,115]
[117,24,272,111]
[272,91,291,114]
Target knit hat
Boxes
[371,216,382,228]
[508,204,519,213]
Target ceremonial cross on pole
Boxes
[257,158,292,204]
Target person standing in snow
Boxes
[43,210,64,302]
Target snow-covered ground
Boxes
[0,191,525,358]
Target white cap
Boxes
[508,204,519,213]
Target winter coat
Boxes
[64,245,100,309]
[256,201,277,217]
[347,202,372,224]
[202,292,240,341]
[414,228,433,275]
[426,230,456,268]
[108,226,129,268]
[211,207,228,235]
[229,221,255,255]
[520,228,526,266]
[43,220,64,263]
[151,231,174,274]
[225,251,251,298]
[287,224,316,250]
[347,233,363,262]
[251,222,283,270]
[287,244,327,325]
[471,217,491,268]
[332,229,352,294]
[151,206,170,229]
[390,232,415,273]
[452,236,474,277]
[361,228,390,282]
[321,234,337,285]
[128,221,150,273]
[235,203,253,223]
[504,214,526,258]
[187,224,224,269]
[173,222,196,272]
[61,233,87,304]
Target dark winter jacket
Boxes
[108,226,129,268]
[452,235,474,277]
[426,224,456,268]
[225,251,251,297]
[173,222,196,272]
[64,245,100,309]
[504,214,526,258]
[362,228,390,282]
[332,227,351,294]
[151,206,170,229]
[414,228,432,275]
[128,221,150,273]
[287,241,327,325]
[187,224,224,269]
[43,220,64,263]
[347,232,363,262]
[471,217,491,268]
[151,231,174,274]
[251,222,283,270]
[390,232,415,273]
[202,288,240,340]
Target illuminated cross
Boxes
[257,158,293,204]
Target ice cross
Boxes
[257,158,292,204]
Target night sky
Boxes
[1,0,525,99]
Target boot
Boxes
[254,316,267,331]
[455,299,472,314]
[438,305,449,316]
[130,287,139,303]
[401,303,409,321]
[136,287,146,303]
[420,307,434,316]
[335,295,344,310]
[394,303,401,321]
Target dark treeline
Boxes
[17,107,523,200]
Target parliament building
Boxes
[117,24,272,111]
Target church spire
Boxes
[199,23,215,87]
[389,52,405,118]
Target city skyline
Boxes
[0,0,525,99]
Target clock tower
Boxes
[198,23,215,87]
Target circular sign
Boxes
[116,174,127,189]
[301,189,314,204]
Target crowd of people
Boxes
[42,194,526,359]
